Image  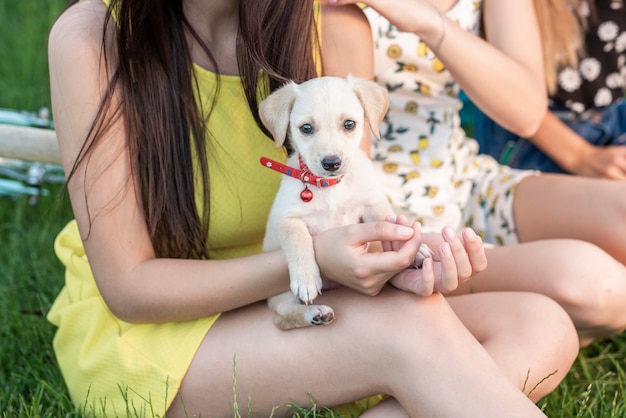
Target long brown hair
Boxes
[533,0,587,93]
[64,0,318,259]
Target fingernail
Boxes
[443,226,456,240]
[463,228,477,240]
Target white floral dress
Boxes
[365,0,537,245]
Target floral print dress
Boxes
[365,0,536,245]
[552,0,626,114]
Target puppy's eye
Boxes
[344,120,356,131]
[300,124,314,135]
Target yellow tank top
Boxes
[195,68,286,259]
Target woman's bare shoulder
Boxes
[48,0,110,60]
[48,0,119,172]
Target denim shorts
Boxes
[473,99,626,173]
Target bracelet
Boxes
[433,7,447,53]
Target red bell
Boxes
[300,186,313,202]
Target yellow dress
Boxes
[47,66,286,416]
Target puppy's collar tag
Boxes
[260,156,344,203]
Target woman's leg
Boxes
[167,288,566,417]
[447,292,578,401]
[452,241,626,346]
[359,291,579,416]
[514,174,626,264]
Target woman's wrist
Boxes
[412,5,448,51]
[431,7,447,53]
[531,111,593,174]
[556,134,594,174]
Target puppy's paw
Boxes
[414,243,434,269]
[291,275,323,305]
[305,305,335,326]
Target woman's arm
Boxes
[468,0,547,136]
[321,4,374,80]
[528,110,626,180]
[327,0,548,137]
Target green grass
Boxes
[0,1,68,111]
[0,185,77,417]
[2,0,626,417]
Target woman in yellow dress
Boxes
[47,0,577,416]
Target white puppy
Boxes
[259,76,431,330]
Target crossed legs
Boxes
[167,287,577,417]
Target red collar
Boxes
[260,156,344,187]
[260,156,344,202]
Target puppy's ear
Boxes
[259,81,298,148]
[348,76,389,140]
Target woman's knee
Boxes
[544,241,626,322]
[515,293,577,349]
[478,291,576,357]
[504,292,578,400]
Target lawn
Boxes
[1,1,625,417]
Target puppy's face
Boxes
[289,78,365,176]
[259,76,389,177]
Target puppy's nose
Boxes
[321,156,342,172]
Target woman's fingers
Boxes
[346,220,415,246]
[361,221,423,272]
[441,226,472,280]
[389,225,487,296]
[314,220,420,294]
[389,258,435,296]
[437,242,459,293]
[462,227,488,275]
[317,221,486,297]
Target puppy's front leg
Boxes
[279,217,323,305]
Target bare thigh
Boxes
[166,287,549,418]
[514,174,626,263]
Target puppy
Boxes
[259,76,431,330]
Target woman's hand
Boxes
[572,144,626,181]
[314,220,423,296]
[529,111,626,181]
[325,0,439,35]
[384,216,487,296]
